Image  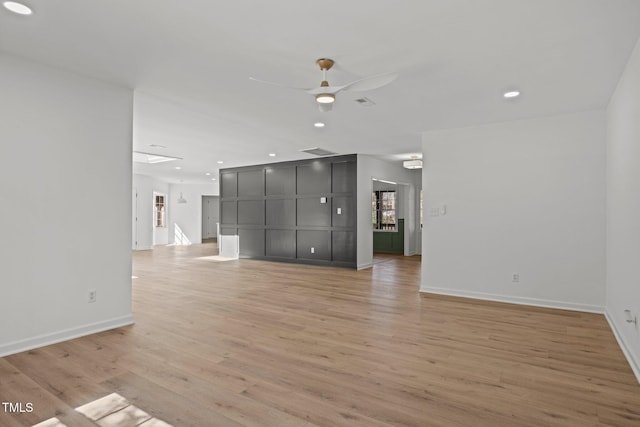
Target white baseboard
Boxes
[357,263,373,270]
[420,287,604,314]
[604,310,640,384]
[0,314,134,358]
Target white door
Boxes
[202,196,219,239]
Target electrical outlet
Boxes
[311,247,315,254]
[88,289,97,303]
[512,273,520,283]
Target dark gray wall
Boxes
[219,154,357,267]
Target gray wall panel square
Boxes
[266,198,295,226]
[297,230,330,261]
[297,198,330,227]
[332,161,356,194]
[265,167,296,196]
[332,196,355,227]
[266,229,296,258]
[296,162,331,195]
[332,231,355,262]
[239,228,265,257]
[220,227,237,236]
[238,200,264,225]
[237,170,264,197]
[221,172,237,197]
[221,201,237,224]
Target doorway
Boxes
[202,196,219,240]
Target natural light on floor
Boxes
[173,224,191,245]
[31,393,173,427]
[196,255,236,262]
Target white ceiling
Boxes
[2,0,640,184]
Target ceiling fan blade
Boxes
[341,72,399,92]
[305,85,347,96]
[249,77,311,91]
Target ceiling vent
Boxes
[354,97,376,107]
[300,147,337,157]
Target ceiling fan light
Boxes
[315,93,335,104]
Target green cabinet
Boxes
[373,219,404,253]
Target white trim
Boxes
[420,287,604,313]
[0,315,134,358]
[604,310,640,384]
[357,263,373,270]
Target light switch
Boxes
[320,197,327,204]
[337,208,342,215]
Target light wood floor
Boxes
[1,243,639,426]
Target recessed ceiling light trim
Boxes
[3,1,32,15]
[503,90,521,99]
[314,122,325,128]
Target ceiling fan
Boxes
[250,58,398,112]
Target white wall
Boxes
[132,174,170,249]
[606,37,640,381]
[357,155,422,269]
[168,183,218,245]
[421,110,606,312]
[0,54,134,356]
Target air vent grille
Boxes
[354,97,376,107]
[300,147,337,157]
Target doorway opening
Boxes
[202,195,219,243]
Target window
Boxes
[154,194,166,227]
[372,190,397,230]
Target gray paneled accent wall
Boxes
[219,154,357,267]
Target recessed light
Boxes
[504,91,521,99]
[3,1,32,15]
[268,153,276,157]
[205,172,211,176]
[217,161,223,164]
[211,178,217,181]
[314,122,325,128]
[175,166,181,170]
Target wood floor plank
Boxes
[1,242,639,426]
